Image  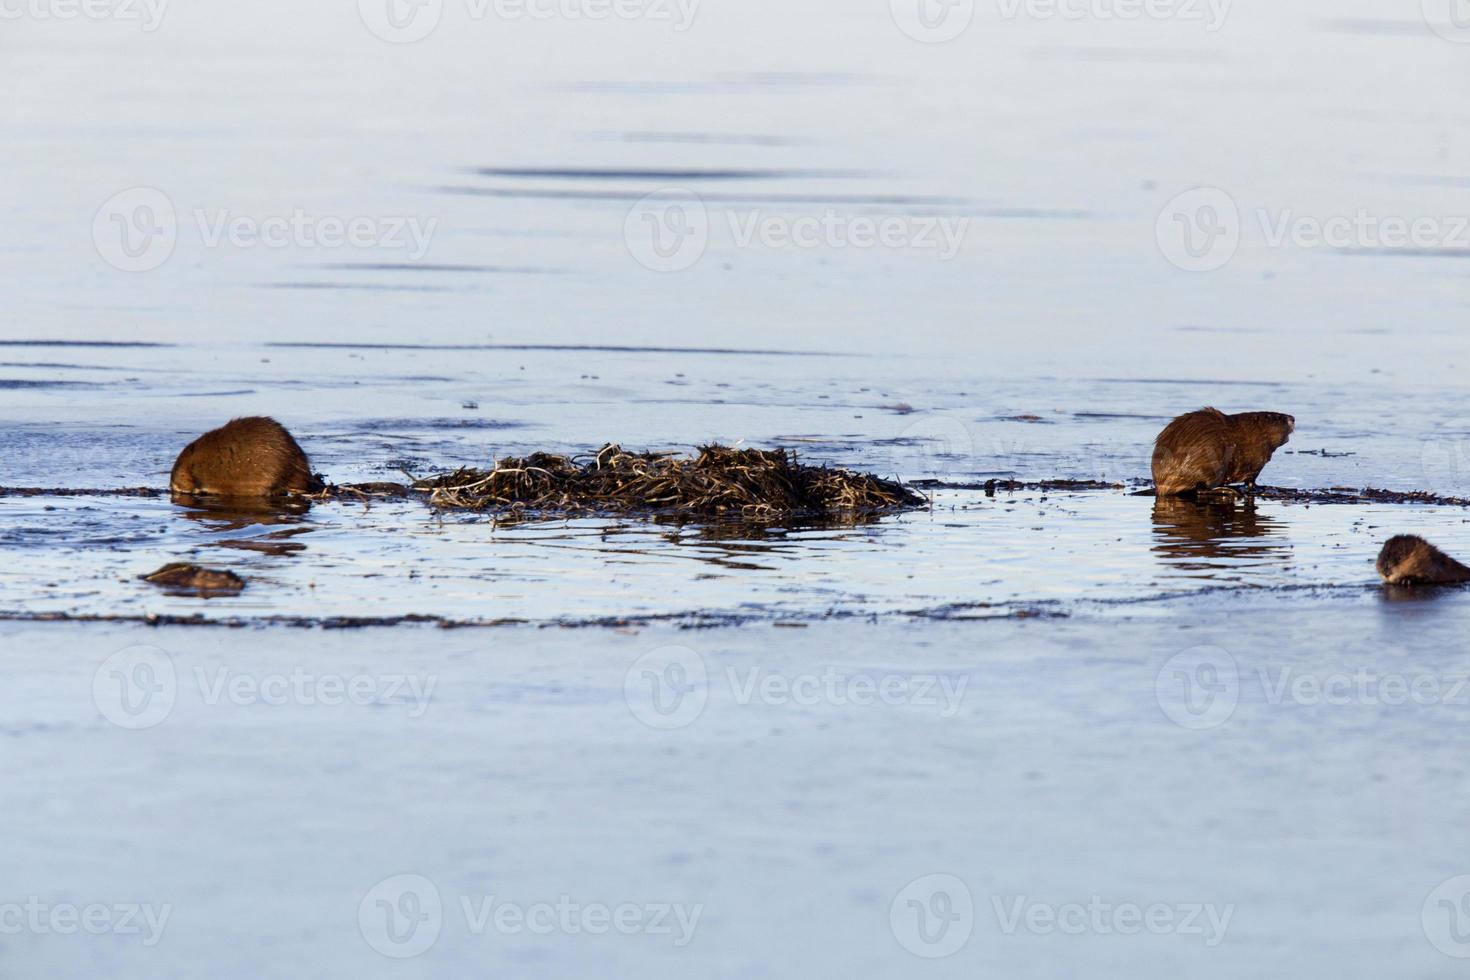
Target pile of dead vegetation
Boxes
[412,443,926,520]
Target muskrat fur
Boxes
[1376,535,1470,586]
[170,417,318,497]
[1152,408,1295,497]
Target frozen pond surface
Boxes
[6,611,1470,979]
[5,0,1470,975]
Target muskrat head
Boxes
[1377,535,1426,579]
[1262,412,1295,448]
[1234,412,1295,451]
[1376,534,1470,585]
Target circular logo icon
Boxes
[358,0,443,43]
[890,873,974,958]
[624,189,709,272]
[1156,187,1240,273]
[898,414,977,479]
[93,187,176,273]
[624,646,708,730]
[1423,0,1470,43]
[890,0,975,43]
[1156,645,1239,730]
[1423,875,1470,957]
[93,645,177,730]
[1421,417,1470,493]
[358,874,442,958]
[1077,435,1149,485]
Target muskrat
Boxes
[170,417,318,497]
[1376,535,1470,586]
[1152,408,1295,497]
[141,563,246,596]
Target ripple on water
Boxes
[1,490,1465,625]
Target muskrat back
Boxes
[170,417,317,497]
[1152,408,1295,497]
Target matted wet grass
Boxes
[406,443,926,521]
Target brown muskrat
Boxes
[141,563,246,596]
[1376,535,1470,586]
[170,417,318,497]
[1152,408,1295,497]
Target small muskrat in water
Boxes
[1152,408,1295,497]
[141,563,247,596]
[1376,535,1470,586]
[170,417,318,497]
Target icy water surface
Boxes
[5,0,1470,976]
[4,339,1467,625]
[5,489,1470,624]
[8,610,1470,979]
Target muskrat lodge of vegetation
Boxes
[414,443,926,520]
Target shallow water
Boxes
[5,0,1470,976]
[3,339,1469,496]
[5,489,1470,624]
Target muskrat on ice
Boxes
[1152,408,1295,497]
[1376,536,1470,586]
[171,417,319,497]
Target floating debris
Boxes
[413,443,925,520]
[141,563,247,597]
[0,486,165,498]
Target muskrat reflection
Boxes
[1151,496,1288,572]
[170,493,312,532]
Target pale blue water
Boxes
[3,0,1470,976]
